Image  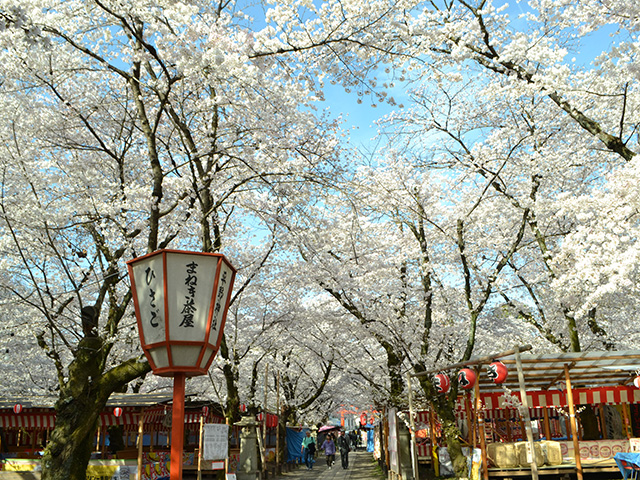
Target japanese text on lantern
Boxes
[180,261,198,328]
[145,266,161,328]
[211,270,228,331]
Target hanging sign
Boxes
[203,424,229,460]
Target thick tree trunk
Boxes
[417,375,468,478]
[41,336,151,480]
[42,401,101,480]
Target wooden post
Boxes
[623,403,631,439]
[564,364,583,480]
[429,408,438,476]
[384,408,390,472]
[276,372,281,474]
[407,373,420,480]
[101,426,107,459]
[598,404,607,439]
[137,413,144,480]
[263,363,269,478]
[519,419,526,441]
[543,408,552,440]
[225,417,230,475]
[465,392,474,446]
[473,369,489,480]
[197,414,205,480]
[515,345,538,480]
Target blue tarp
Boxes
[367,429,374,452]
[286,427,309,463]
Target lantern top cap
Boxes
[126,249,237,273]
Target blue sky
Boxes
[318,0,621,153]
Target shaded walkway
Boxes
[277,451,384,480]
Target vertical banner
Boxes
[203,424,230,460]
[388,408,399,474]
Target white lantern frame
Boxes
[127,249,236,377]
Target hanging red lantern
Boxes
[13,404,22,414]
[360,412,367,426]
[113,407,123,417]
[239,403,247,413]
[202,406,209,417]
[267,414,278,428]
[458,368,476,390]
[487,361,508,384]
[634,376,640,389]
[257,412,264,422]
[434,373,451,394]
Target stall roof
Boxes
[0,392,176,410]
[475,349,640,392]
[415,346,640,392]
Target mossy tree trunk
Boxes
[41,335,151,480]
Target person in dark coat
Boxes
[336,430,350,469]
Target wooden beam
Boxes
[407,373,420,480]
[515,346,538,480]
[564,364,583,480]
[501,353,640,365]
[412,345,532,377]
[473,369,489,480]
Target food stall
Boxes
[0,393,230,479]
[408,348,640,480]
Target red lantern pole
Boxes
[171,373,186,480]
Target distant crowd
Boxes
[301,429,361,470]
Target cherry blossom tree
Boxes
[0,0,376,477]
[2,0,640,479]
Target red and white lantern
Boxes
[634,376,640,389]
[239,403,247,413]
[127,250,236,377]
[113,407,123,417]
[434,373,451,394]
[487,361,508,384]
[202,406,209,417]
[458,368,476,390]
[360,412,367,426]
[13,404,22,414]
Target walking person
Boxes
[337,430,350,469]
[321,433,336,468]
[301,430,316,470]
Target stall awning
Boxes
[0,411,56,429]
[480,385,640,410]
[0,393,224,430]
